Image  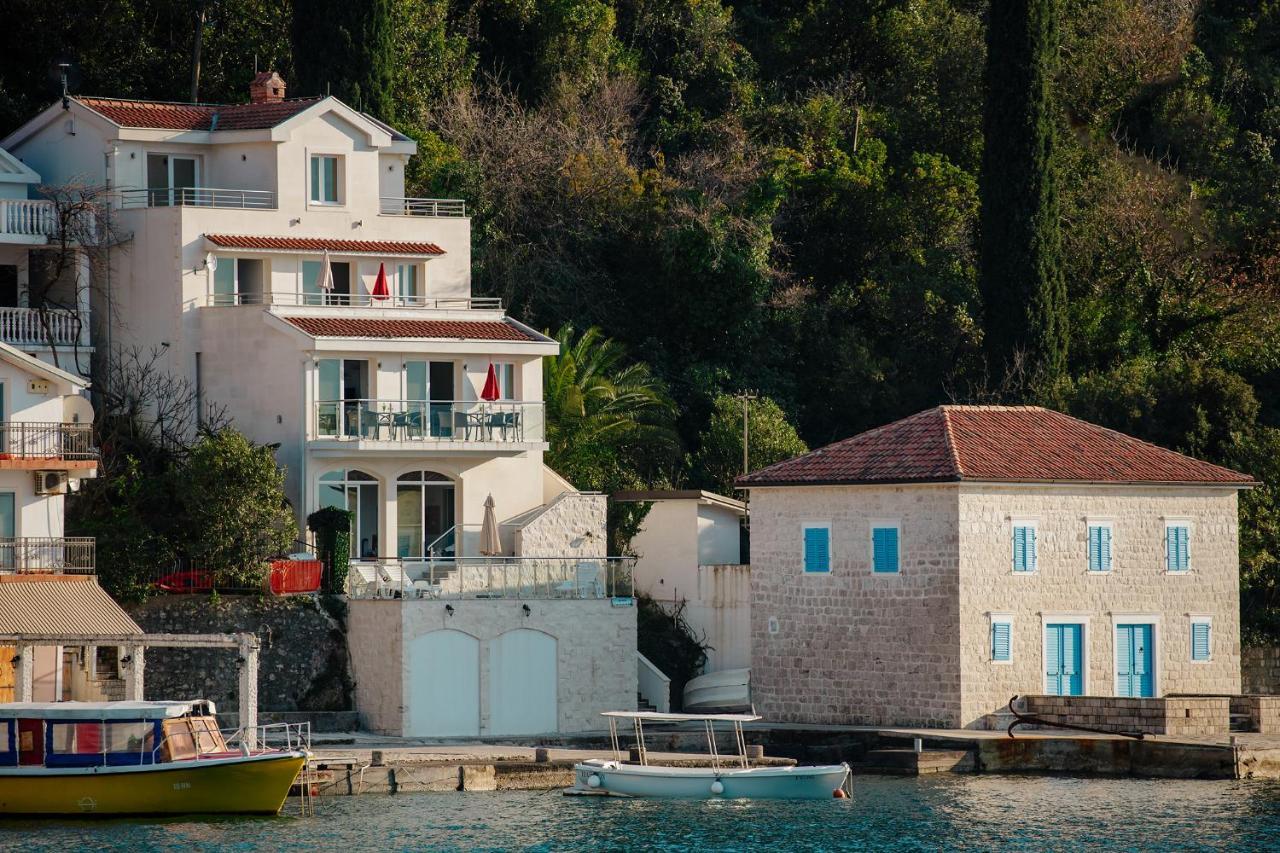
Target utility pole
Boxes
[191,2,207,102]
[736,391,758,479]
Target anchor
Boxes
[1006,695,1145,740]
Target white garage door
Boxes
[408,629,480,737]
[489,629,558,735]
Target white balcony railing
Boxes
[380,197,467,217]
[0,200,57,239]
[117,187,277,209]
[347,556,635,600]
[314,399,544,444]
[0,537,95,574]
[0,306,84,347]
[206,291,502,311]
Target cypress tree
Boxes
[291,0,395,121]
[978,0,1067,382]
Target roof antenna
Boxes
[58,63,71,110]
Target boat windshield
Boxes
[0,713,228,769]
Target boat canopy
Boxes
[600,711,761,723]
[0,700,215,721]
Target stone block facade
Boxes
[748,482,1242,729]
[1242,646,1280,694]
[1022,695,1230,737]
[513,492,608,559]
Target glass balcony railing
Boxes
[313,400,544,444]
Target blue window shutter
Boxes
[1028,527,1037,570]
[1179,527,1190,570]
[1013,527,1026,572]
[1166,528,1176,571]
[1088,527,1101,571]
[1101,527,1112,570]
[1187,622,1208,660]
[804,527,829,573]
[1168,526,1190,571]
[992,622,1011,662]
[873,527,899,573]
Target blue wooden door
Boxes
[1116,624,1154,697]
[1045,623,1083,696]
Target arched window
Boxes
[319,469,379,560]
[396,471,455,558]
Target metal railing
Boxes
[205,291,502,311]
[117,187,278,209]
[314,399,544,444]
[0,537,95,573]
[380,197,467,217]
[347,556,635,600]
[0,200,57,239]
[0,421,96,460]
[0,307,84,347]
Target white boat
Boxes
[567,711,850,800]
[682,668,752,713]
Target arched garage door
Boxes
[489,629,557,735]
[408,630,480,737]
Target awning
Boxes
[0,577,142,636]
[205,234,446,257]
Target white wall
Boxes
[698,503,742,565]
[631,501,699,602]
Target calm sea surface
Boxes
[3,775,1280,851]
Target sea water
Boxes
[3,775,1280,851]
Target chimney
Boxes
[249,71,286,104]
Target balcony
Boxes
[0,306,86,348]
[206,292,501,311]
[0,200,58,243]
[117,187,277,210]
[0,537,95,575]
[347,556,635,600]
[0,422,97,469]
[313,400,544,446]
[380,197,466,217]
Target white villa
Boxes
[1,73,637,735]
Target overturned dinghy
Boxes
[682,668,751,713]
[567,711,850,800]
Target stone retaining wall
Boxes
[126,594,353,714]
[1022,695,1229,737]
[1243,646,1280,694]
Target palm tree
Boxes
[543,324,679,490]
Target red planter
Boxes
[269,559,323,594]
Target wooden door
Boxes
[0,644,13,703]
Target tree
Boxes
[543,323,679,492]
[978,0,1068,383]
[291,0,395,118]
[689,394,808,495]
[177,429,297,588]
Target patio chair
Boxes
[348,564,379,598]
[377,563,414,598]
[556,561,604,599]
[411,578,443,599]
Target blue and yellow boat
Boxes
[0,700,308,816]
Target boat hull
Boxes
[0,752,307,816]
[571,760,850,800]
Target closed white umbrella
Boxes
[318,249,335,292]
[479,494,503,595]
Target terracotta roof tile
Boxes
[76,96,321,131]
[738,406,1255,487]
[206,234,445,256]
[283,317,535,341]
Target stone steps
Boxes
[858,748,975,775]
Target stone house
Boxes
[737,405,1254,729]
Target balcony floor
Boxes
[307,438,547,456]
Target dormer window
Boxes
[310,155,341,204]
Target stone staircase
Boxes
[637,692,657,713]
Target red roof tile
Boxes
[76,96,321,131]
[282,317,535,341]
[206,234,445,256]
[738,406,1255,487]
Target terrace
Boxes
[346,555,635,601]
[312,399,544,446]
[0,537,95,574]
[0,421,97,468]
[0,200,58,244]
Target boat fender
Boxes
[833,788,848,799]
[710,780,724,795]
[587,774,602,789]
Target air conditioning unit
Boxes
[34,470,69,496]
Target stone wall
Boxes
[1243,646,1280,694]
[349,597,636,737]
[749,484,963,727]
[513,491,607,558]
[1022,695,1230,737]
[958,486,1242,726]
[126,595,352,714]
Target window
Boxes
[319,469,379,560]
[990,617,1013,663]
[310,155,341,204]
[493,362,516,400]
[1012,522,1038,573]
[1191,618,1212,662]
[1166,523,1190,572]
[870,524,899,573]
[802,524,830,573]
[211,257,264,305]
[397,264,419,303]
[396,471,455,559]
[1087,523,1113,572]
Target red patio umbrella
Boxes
[371,262,390,300]
[480,363,501,401]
